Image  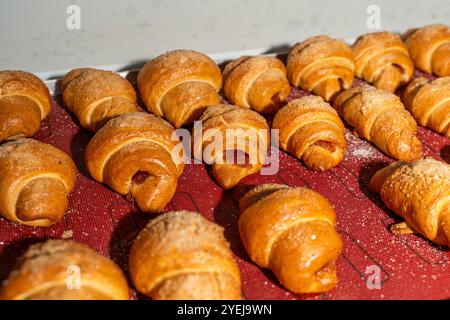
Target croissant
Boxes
[223,56,291,113]
[370,158,450,246]
[137,50,222,128]
[287,35,355,101]
[403,77,450,138]
[403,24,450,76]
[85,112,184,213]
[129,211,241,300]
[352,32,414,92]
[0,138,76,226]
[272,96,345,171]
[0,70,51,142]
[193,104,269,189]
[239,184,343,293]
[0,240,129,300]
[61,68,137,131]
[333,85,422,161]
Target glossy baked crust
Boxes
[287,35,355,101]
[0,240,129,300]
[403,24,450,76]
[61,68,137,131]
[193,104,269,189]
[85,112,184,213]
[370,158,450,246]
[403,76,450,137]
[0,70,51,142]
[129,211,241,300]
[352,32,414,92]
[223,55,291,113]
[272,96,345,171]
[238,184,343,293]
[333,85,422,160]
[0,138,76,226]
[137,50,222,128]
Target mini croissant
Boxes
[370,158,450,246]
[137,50,222,128]
[287,35,355,101]
[85,112,184,213]
[333,85,422,161]
[129,211,242,300]
[272,96,345,171]
[61,68,137,131]
[223,56,291,113]
[0,138,76,226]
[239,184,343,293]
[403,76,450,138]
[193,104,269,189]
[403,24,450,76]
[0,70,51,142]
[352,32,414,92]
[0,240,129,300]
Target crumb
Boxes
[61,230,73,239]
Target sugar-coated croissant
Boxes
[0,240,129,300]
[272,96,345,171]
[370,158,450,246]
[61,68,137,131]
[333,85,422,161]
[85,112,184,213]
[193,104,269,189]
[403,24,450,76]
[223,56,291,113]
[287,35,355,101]
[0,70,51,142]
[403,77,450,138]
[129,211,242,300]
[137,50,222,128]
[352,32,414,92]
[239,184,343,293]
[0,138,76,226]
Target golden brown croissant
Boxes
[352,32,414,92]
[129,211,242,300]
[85,112,184,213]
[370,158,450,246]
[61,68,137,131]
[272,96,345,171]
[239,184,343,294]
[287,35,355,101]
[137,50,222,128]
[333,85,422,161]
[223,56,291,113]
[403,77,450,138]
[0,70,51,142]
[403,24,450,76]
[0,138,76,226]
[193,104,269,189]
[0,240,129,300]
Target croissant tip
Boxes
[216,178,239,190]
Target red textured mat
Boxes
[0,72,449,300]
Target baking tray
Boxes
[0,55,449,300]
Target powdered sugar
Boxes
[345,130,380,159]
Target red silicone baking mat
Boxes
[0,69,449,300]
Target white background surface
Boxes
[0,0,449,79]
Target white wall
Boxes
[0,0,449,78]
